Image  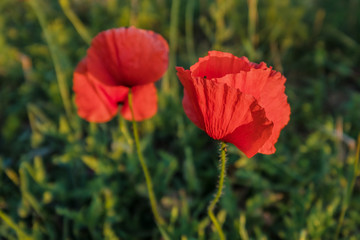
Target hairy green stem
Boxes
[208,142,227,240]
[127,89,170,239]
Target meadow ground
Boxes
[1,0,360,239]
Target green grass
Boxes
[1,0,360,239]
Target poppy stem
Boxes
[208,141,227,240]
[127,89,170,239]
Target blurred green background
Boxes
[1,0,360,239]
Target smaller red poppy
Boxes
[73,27,169,123]
[176,51,290,158]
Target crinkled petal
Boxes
[195,79,255,140]
[183,91,205,130]
[215,67,290,154]
[178,66,259,140]
[214,67,272,100]
[87,27,169,87]
[249,61,268,70]
[73,58,128,123]
[190,51,251,79]
[258,71,290,154]
[176,67,205,130]
[222,102,274,158]
[121,83,157,121]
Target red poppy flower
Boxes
[176,51,290,158]
[73,27,169,123]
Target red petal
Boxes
[176,67,205,130]
[87,27,169,87]
[214,67,272,100]
[190,51,251,79]
[222,102,274,158]
[182,91,205,130]
[214,67,290,154]
[177,66,259,140]
[120,83,158,121]
[249,61,268,70]
[73,58,128,123]
[258,71,290,154]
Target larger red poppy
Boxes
[73,27,169,122]
[176,51,290,158]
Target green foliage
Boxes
[1,0,360,239]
